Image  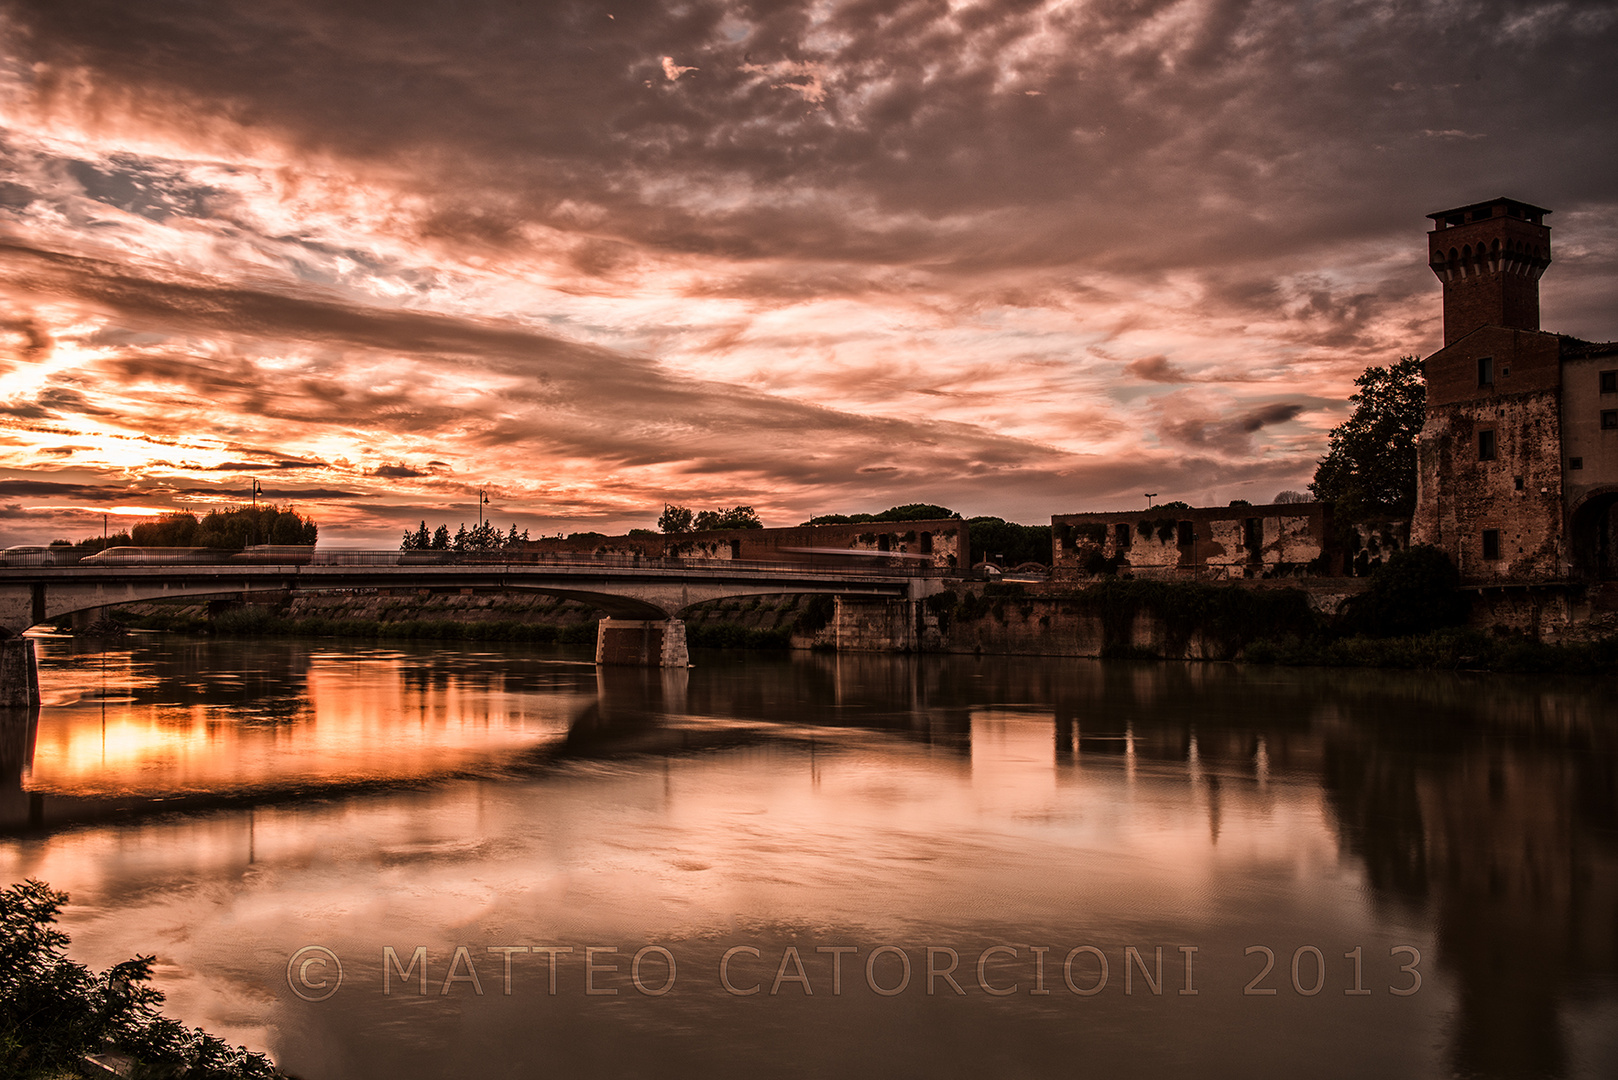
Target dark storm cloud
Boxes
[209,460,326,471]
[0,478,138,499]
[3,0,1614,539]
[1126,356,1191,384]
[1160,402,1305,449]
[8,0,1616,278]
[172,486,367,500]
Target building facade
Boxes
[1412,197,1618,582]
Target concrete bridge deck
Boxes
[0,552,956,699]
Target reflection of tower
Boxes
[1321,708,1618,1080]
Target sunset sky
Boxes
[2,0,1615,545]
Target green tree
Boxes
[1310,356,1426,520]
[658,505,694,533]
[693,505,763,531]
[431,524,450,550]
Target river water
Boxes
[2,632,1615,1079]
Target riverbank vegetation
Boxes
[0,880,278,1079]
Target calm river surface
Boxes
[2,632,1616,1079]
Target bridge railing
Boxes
[3,547,982,580]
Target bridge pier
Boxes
[0,637,40,708]
[595,618,689,668]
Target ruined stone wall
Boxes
[1344,520,1411,577]
[1052,502,1332,580]
[1413,388,1564,583]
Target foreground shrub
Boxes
[1335,545,1470,637]
[0,880,278,1079]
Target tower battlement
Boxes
[1427,197,1551,346]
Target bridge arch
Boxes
[0,563,936,637]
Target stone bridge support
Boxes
[0,638,39,708]
[595,618,690,668]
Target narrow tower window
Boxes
[1482,530,1501,561]
[1478,429,1497,461]
[1477,356,1494,387]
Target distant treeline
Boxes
[400,520,531,552]
[52,507,316,551]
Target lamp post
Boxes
[479,489,490,532]
[1145,492,1158,509]
[251,479,263,547]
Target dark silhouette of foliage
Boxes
[657,505,695,533]
[1310,356,1426,520]
[1335,544,1470,637]
[693,506,763,531]
[0,880,278,1078]
[967,517,1052,567]
[130,507,316,550]
[400,521,528,552]
[661,505,762,532]
[802,504,960,525]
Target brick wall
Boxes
[1413,388,1565,582]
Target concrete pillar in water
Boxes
[0,637,40,708]
[595,618,690,668]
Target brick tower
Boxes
[1427,198,1551,346]
[1414,194,1618,600]
[1413,197,1565,583]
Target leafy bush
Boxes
[1335,545,1470,638]
[0,880,278,1079]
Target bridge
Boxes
[0,553,955,703]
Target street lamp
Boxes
[479,489,490,531]
[251,479,263,547]
[1145,493,1158,509]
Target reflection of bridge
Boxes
[0,554,953,700]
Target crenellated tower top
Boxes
[1427,197,1551,346]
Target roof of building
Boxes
[1558,335,1618,359]
[1427,197,1551,228]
